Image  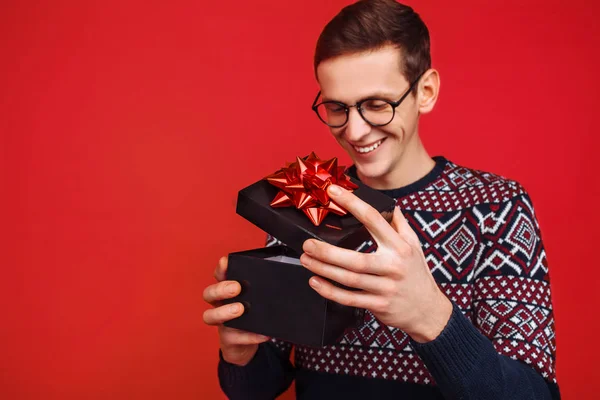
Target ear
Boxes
[417,69,440,114]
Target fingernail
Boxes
[260,335,270,341]
[303,240,315,254]
[309,278,320,288]
[229,304,241,314]
[328,184,342,196]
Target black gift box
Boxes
[224,245,365,347]
[224,174,396,347]
[235,177,396,255]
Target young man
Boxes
[203,1,560,398]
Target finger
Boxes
[203,302,244,325]
[214,256,228,282]
[220,328,272,346]
[300,253,391,293]
[327,184,398,246]
[303,239,392,276]
[203,280,241,305]
[390,206,404,233]
[391,207,420,248]
[308,276,385,312]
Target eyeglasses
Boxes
[311,71,426,128]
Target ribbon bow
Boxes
[264,152,358,226]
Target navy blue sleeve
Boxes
[218,342,295,400]
[411,302,560,400]
[411,189,560,399]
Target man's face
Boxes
[316,46,421,185]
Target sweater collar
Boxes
[346,156,447,198]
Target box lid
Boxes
[236,176,396,254]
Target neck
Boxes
[357,135,435,190]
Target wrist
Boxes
[408,293,453,343]
[221,344,259,366]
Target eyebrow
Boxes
[322,91,399,103]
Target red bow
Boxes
[265,152,358,226]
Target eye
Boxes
[323,103,346,114]
[362,99,390,112]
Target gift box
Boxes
[224,245,366,347]
[235,166,396,255]
[224,154,396,347]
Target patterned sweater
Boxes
[218,156,560,399]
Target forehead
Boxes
[316,46,409,102]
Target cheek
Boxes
[386,110,417,140]
[381,124,403,140]
[330,128,346,142]
[393,107,418,134]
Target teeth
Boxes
[353,140,383,154]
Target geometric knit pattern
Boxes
[270,159,558,386]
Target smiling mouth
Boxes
[352,138,385,154]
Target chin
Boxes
[354,160,392,182]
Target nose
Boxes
[343,107,371,142]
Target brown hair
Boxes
[314,0,431,85]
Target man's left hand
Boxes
[300,184,453,343]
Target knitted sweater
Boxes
[218,156,560,399]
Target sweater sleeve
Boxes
[411,188,560,399]
[218,341,295,400]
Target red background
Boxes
[2,0,598,399]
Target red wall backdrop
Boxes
[2,0,598,399]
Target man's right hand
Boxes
[203,256,271,366]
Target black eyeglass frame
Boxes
[311,71,427,128]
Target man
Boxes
[203,0,560,398]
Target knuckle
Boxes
[216,281,229,295]
[356,255,371,273]
[411,236,422,248]
[345,272,361,288]
[398,244,413,258]
[211,305,233,325]
[370,302,383,314]
[375,279,390,294]
[377,251,393,266]
[352,261,364,274]
[382,281,398,296]
[390,265,404,280]
[204,282,228,302]
[351,255,366,273]
[408,234,419,246]
[377,298,391,313]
